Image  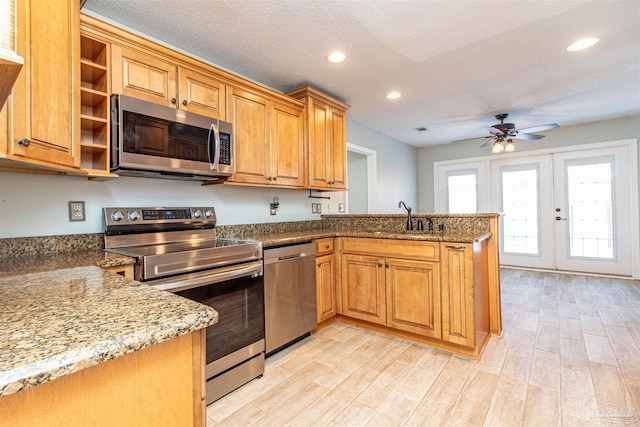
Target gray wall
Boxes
[346,120,418,213]
[0,174,341,238]
[417,115,640,212]
[347,150,368,213]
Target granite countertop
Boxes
[0,249,135,278]
[0,266,218,397]
[246,229,492,248]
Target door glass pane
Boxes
[502,168,539,254]
[566,160,614,259]
[447,171,477,213]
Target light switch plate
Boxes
[69,201,85,222]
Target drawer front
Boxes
[315,238,334,256]
[340,238,438,261]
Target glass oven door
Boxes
[171,268,264,364]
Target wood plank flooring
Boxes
[207,268,640,426]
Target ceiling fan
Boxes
[457,113,559,153]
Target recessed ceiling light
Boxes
[326,51,346,63]
[386,91,401,100]
[415,127,428,132]
[567,37,600,52]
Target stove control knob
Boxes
[111,211,125,222]
[128,211,140,221]
[204,209,213,218]
[193,209,202,218]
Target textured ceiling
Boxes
[83,0,640,148]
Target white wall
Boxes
[0,173,346,238]
[417,115,640,212]
[346,120,418,213]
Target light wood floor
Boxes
[207,268,640,426]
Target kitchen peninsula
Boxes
[0,265,217,426]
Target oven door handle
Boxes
[151,261,263,293]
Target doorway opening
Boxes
[347,143,377,214]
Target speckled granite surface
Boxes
[0,233,103,259]
[0,249,134,278]
[0,266,217,397]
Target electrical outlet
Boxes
[68,201,85,222]
[338,203,345,213]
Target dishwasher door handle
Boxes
[278,253,309,261]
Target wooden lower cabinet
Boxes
[315,238,337,323]
[386,258,441,338]
[316,253,336,323]
[337,237,491,359]
[341,253,387,325]
[102,263,134,279]
[440,241,490,352]
[0,330,206,427]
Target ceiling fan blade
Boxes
[450,135,493,143]
[513,133,545,140]
[485,126,504,136]
[518,123,559,133]
[480,137,498,148]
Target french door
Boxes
[491,146,632,275]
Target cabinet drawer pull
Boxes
[17,138,30,147]
[446,245,466,249]
[325,244,330,249]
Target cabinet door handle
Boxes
[171,98,177,104]
[317,263,321,267]
[273,177,277,181]
[182,100,188,106]
[378,262,383,267]
[446,245,466,249]
[17,138,30,147]
[385,263,389,268]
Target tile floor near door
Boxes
[207,268,640,426]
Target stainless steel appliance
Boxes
[110,94,233,181]
[103,206,263,404]
[264,243,317,355]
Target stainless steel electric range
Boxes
[103,206,264,404]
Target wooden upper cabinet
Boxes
[0,0,23,110]
[270,101,304,187]
[112,45,177,107]
[179,68,226,119]
[111,45,226,120]
[4,0,80,170]
[227,85,304,187]
[227,86,269,184]
[287,86,350,190]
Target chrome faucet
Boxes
[398,201,413,230]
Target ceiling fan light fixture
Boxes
[326,51,346,63]
[386,91,401,100]
[505,139,515,152]
[491,141,504,154]
[567,37,600,52]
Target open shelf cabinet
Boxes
[79,34,117,180]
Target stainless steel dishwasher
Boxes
[264,242,317,355]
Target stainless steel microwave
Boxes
[110,94,233,181]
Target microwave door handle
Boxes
[207,123,221,171]
[207,124,214,169]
